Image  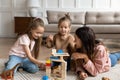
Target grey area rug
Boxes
[0,59,120,80]
[0,59,77,80]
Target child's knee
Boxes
[27,69,39,73]
[23,65,39,73]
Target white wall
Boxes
[0,0,120,37]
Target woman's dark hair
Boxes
[75,26,96,60]
[58,13,72,27]
[25,18,44,59]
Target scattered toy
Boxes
[102,77,110,80]
[0,63,21,80]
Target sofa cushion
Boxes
[47,10,85,24]
[85,12,120,24]
[95,34,120,39]
[86,25,120,33]
[45,24,83,33]
[47,11,66,24]
[45,24,58,32]
[70,25,83,33]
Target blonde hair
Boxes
[25,18,44,59]
[58,13,72,27]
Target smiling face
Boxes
[75,35,82,49]
[58,21,70,36]
[31,25,44,39]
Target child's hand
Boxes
[46,35,54,48]
[39,63,45,70]
[78,71,88,80]
[46,35,53,41]
[72,52,89,63]
[72,52,85,59]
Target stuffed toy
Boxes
[0,63,21,80]
[102,77,110,80]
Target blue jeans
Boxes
[5,55,39,73]
[109,52,120,67]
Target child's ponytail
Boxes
[65,13,71,21]
[58,12,72,27]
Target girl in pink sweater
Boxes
[72,26,120,80]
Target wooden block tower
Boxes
[46,59,51,78]
[45,49,69,80]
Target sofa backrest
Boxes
[47,10,85,24]
[85,12,120,24]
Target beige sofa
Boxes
[44,11,120,39]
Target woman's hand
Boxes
[72,52,89,63]
[72,52,87,59]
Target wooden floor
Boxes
[1,38,120,59]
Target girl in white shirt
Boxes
[4,18,45,73]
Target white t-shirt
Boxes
[9,34,35,57]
